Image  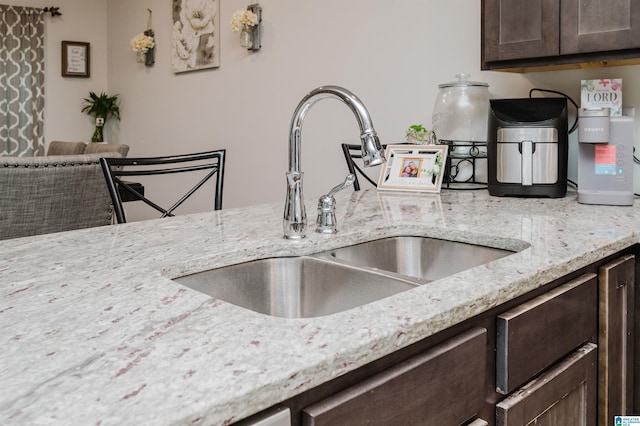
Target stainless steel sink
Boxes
[324,236,514,282]
[174,256,418,318]
[174,236,517,318]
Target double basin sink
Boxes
[174,236,516,319]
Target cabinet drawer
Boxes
[496,343,597,426]
[301,327,487,426]
[496,273,597,394]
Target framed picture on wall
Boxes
[171,0,220,73]
[61,41,90,77]
[377,145,449,193]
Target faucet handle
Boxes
[327,174,355,197]
[316,174,355,234]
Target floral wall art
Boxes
[172,0,220,73]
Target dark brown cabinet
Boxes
[496,343,597,426]
[494,255,636,425]
[242,248,638,426]
[482,0,640,70]
[301,327,488,426]
[494,274,598,425]
[598,255,635,425]
[482,0,560,64]
[495,274,597,395]
[561,0,640,55]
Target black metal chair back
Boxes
[100,150,225,223]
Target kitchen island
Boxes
[1,189,638,425]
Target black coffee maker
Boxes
[487,98,568,198]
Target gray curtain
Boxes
[0,5,45,157]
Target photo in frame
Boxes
[61,41,90,77]
[377,145,449,193]
[171,0,220,73]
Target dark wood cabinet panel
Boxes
[496,343,597,426]
[495,273,597,395]
[561,0,640,54]
[301,328,487,426]
[598,255,635,425]
[482,0,640,70]
[483,0,559,62]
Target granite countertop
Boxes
[1,189,638,425]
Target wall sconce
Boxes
[130,9,155,67]
[231,4,262,51]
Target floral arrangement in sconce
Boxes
[231,8,259,49]
[230,9,258,31]
[130,9,156,67]
[130,31,155,66]
[130,33,154,54]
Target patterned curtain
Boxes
[0,5,45,157]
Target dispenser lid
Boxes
[438,73,489,89]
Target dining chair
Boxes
[0,153,121,240]
[100,149,226,223]
[47,141,87,155]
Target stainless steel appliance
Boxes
[577,107,635,206]
[488,98,568,198]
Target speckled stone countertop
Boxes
[1,189,638,425]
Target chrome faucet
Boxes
[283,86,386,239]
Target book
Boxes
[580,79,622,116]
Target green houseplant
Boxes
[405,124,434,144]
[81,92,121,142]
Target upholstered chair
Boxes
[84,143,130,158]
[46,141,87,156]
[0,152,122,240]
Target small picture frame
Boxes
[377,144,449,193]
[61,41,90,77]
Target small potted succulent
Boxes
[81,91,121,142]
[406,124,435,144]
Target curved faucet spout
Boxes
[284,86,386,240]
[288,86,386,172]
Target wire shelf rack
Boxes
[439,140,488,190]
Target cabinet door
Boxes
[496,343,597,426]
[482,0,559,62]
[301,328,487,426]
[599,255,635,425]
[561,0,640,54]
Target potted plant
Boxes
[405,124,434,144]
[81,91,121,142]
